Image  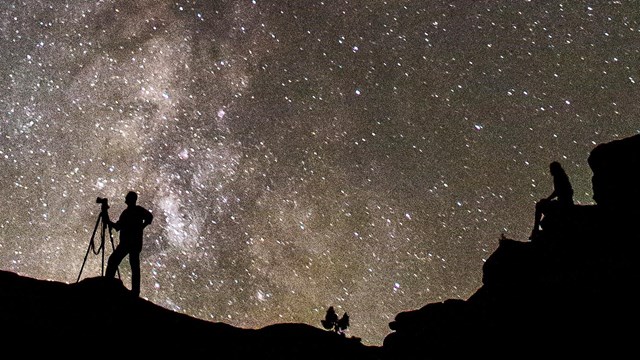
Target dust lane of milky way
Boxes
[1,1,638,345]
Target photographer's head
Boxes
[125,191,138,206]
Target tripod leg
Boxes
[76,214,102,283]
[101,223,106,276]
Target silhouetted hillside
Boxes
[0,270,381,358]
[3,135,639,358]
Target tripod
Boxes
[76,199,120,282]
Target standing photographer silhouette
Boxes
[103,191,153,297]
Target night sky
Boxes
[1,0,639,345]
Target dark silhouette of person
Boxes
[530,161,574,240]
[104,191,153,297]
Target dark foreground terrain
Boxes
[2,135,639,359]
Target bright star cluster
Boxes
[1,1,639,345]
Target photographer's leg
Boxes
[106,245,127,278]
[129,251,140,297]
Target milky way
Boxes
[1,0,639,345]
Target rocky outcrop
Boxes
[383,135,640,358]
[588,134,640,213]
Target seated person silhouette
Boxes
[530,161,574,240]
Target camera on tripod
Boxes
[77,196,118,282]
[96,197,109,213]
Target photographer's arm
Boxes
[143,208,153,228]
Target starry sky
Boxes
[1,0,639,345]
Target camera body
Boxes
[96,197,109,212]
